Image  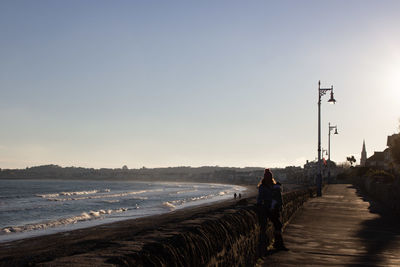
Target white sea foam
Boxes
[191,195,210,201]
[36,193,60,198]
[60,190,99,196]
[169,199,186,206]
[163,194,213,210]
[36,189,110,198]
[44,189,160,202]
[1,207,128,234]
[1,181,246,242]
[161,190,231,211]
[162,201,176,210]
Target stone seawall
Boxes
[0,188,315,267]
[353,176,400,217]
[49,188,314,267]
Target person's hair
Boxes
[257,168,277,187]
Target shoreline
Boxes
[0,185,257,265]
[0,181,252,243]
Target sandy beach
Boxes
[0,185,257,266]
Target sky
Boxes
[0,0,399,169]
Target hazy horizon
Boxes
[1,1,400,169]
[0,163,269,170]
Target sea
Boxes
[0,179,246,243]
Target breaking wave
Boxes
[41,189,160,202]
[0,180,246,242]
[162,201,176,210]
[1,207,129,234]
[36,189,111,198]
[162,190,230,210]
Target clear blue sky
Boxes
[1,0,399,169]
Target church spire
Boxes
[360,140,367,166]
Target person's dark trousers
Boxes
[268,209,286,249]
[257,205,268,256]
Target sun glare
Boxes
[381,62,400,101]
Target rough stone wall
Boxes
[31,188,315,267]
[357,176,400,216]
[88,188,315,267]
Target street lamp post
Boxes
[328,123,338,162]
[317,80,336,196]
[328,123,338,182]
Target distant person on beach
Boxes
[257,168,287,251]
[234,193,237,199]
[238,193,241,199]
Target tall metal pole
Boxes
[317,81,322,196]
[328,122,331,161]
[328,123,338,183]
[328,122,331,184]
[317,81,335,197]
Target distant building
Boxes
[303,160,318,183]
[387,133,400,171]
[365,133,400,171]
[360,140,367,167]
[303,159,338,184]
[365,151,385,168]
[387,133,400,147]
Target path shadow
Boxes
[346,185,400,266]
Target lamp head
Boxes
[334,128,338,135]
[328,90,336,104]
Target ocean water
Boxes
[0,179,246,243]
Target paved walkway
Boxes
[259,184,400,266]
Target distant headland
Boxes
[0,164,306,185]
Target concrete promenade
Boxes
[259,184,400,266]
